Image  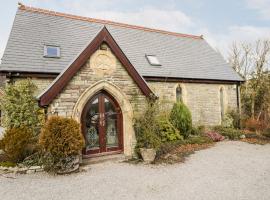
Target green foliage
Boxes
[157,116,183,142]
[213,126,243,140]
[0,79,44,135]
[222,113,234,128]
[262,128,270,138]
[227,109,241,128]
[0,161,16,167]
[190,125,206,136]
[169,101,192,138]
[134,100,161,149]
[0,127,35,162]
[39,116,85,158]
[185,135,213,145]
[39,116,84,172]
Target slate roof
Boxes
[0,5,243,82]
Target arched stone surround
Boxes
[72,80,135,157]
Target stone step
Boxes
[82,153,126,165]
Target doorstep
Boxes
[82,153,126,165]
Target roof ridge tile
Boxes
[18,3,203,40]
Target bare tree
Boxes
[228,40,270,121]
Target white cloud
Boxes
[61,2,194,33]
[246,0,270,19]
[202,25,270,58]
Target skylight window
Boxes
[44,45,60,58]
[146,55,161,66]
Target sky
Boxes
[1,0,270,60]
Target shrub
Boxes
[157,116,183,142]
[213,126,243,140]
[0,127,34,162]
[0,161,16,167]
[185,135,213,144]
[134,101,161,149]
[245,118,266,132]
[39,116,85,158]
[169,102,192,138]
[205,132,225,142]
[39,116,84,173]
[262,128,270,138]
[227,109,241,128]
[190,125,206,136]
[0,79,44,135]
[222,113,234,128]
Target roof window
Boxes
[44,45,60,58]
[146,55,161,66]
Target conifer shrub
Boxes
[169,102,192,138]
[0,127,34,162]
[39,116,84,158]
[157,116,183,142]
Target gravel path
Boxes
[1,141,270,200]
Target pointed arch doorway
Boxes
[81,90,123,155]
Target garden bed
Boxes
[155,141,214,164]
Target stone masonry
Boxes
[148,82,238,126]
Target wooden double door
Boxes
[81,91,123,155]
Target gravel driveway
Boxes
[1,141,270,200]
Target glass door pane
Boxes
[85,97,100,151]
[104,97,119,148]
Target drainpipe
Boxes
[236,82,241,128]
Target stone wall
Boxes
[13,77,54,96]
[147,81,238,126]
[49,47,146,117]
[47,45,147,157]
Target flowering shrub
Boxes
[205,132,225,142]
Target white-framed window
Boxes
[146,55,161,66]
[44,45,60,58]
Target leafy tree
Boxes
[0,79,44,135]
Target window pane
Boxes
[104,97,118,147]
[146,55,161,66]
[44,46,60,57]
[85,97,100,150]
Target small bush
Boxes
[213,126,243,140]
[39,116,84,158]
[190,125,205,136]
[205,132,225,142]
[245,118,266,132]
[228,110,241,128]
[169,102,192,138]
[157,116,183,142]
[262,128,270,138]
[39,116,84,172]
[222,113,234,128]
[0,127,34,162]
[185,135,213,145]
[134,101,161,149]
[0,161,16,167]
